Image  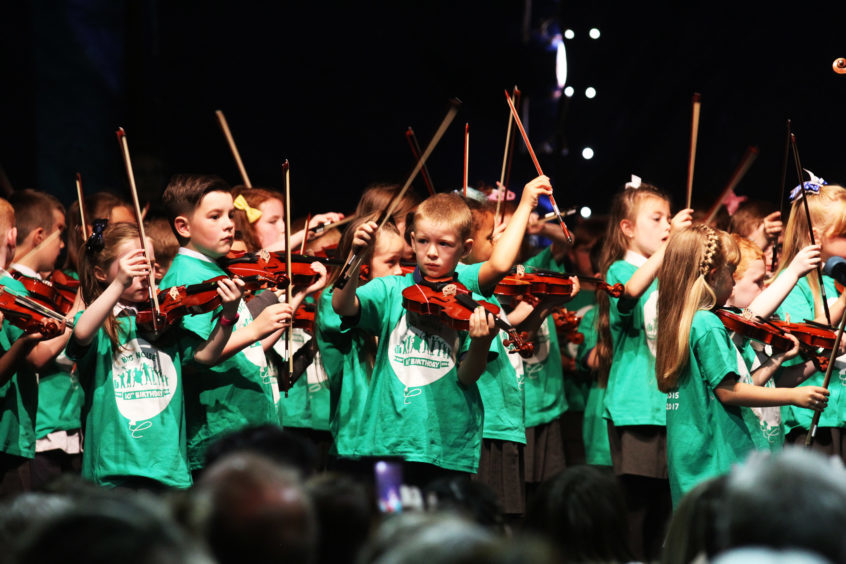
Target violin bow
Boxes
[686,93,701,210]
[308,214,355,235]
[703,146,758,225]
[463,122,469,197]
[283,160,294,394]
[300,213,311,255]
[496,85,520,224]
[774,119,792,271]
[405,127,437,196]
[790,133,832,326]
[116,128,162,333]
[14,230,61,267]
[504,89,573,244]
[75,173,88,239]
[215,110,253,187]
[334,98,461,289]
[805,307,846,446]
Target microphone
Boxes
[823,256,846,286]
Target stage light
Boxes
[564,29,575,39]
[564,86,574,97]
[582,147,594,160]
[556,40,568,88]
[585,87,596,99]
[580,206,592,219]
[589,28,600,39]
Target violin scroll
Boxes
[833,58,846,74]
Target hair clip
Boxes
[625,174,642,190]
[85,219,108,255]
[233,194,262,223]
[789,169,826,202]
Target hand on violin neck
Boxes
[216,277,245,318]
[468,306,497,344]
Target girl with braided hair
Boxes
[657,225,828,505]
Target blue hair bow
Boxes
[85,219,109,255]
[789,169,826,202]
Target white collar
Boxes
[113,302,138,317]
[10,263,41,279]
[177,247,215,264]
[624,249,648,268]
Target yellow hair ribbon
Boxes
[233,194,262,223]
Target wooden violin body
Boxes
[136,276,229,333]
[402,279,534,358]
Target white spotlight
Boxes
[564,86,574,98]
[589,28,600,39]
[585,87,596,99]
[564,29,575,40]
[580,206,592,219]
[582,147,594,160]
[555,40,568,88]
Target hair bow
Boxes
[233,194,262,223]
[625,174,642,190]
[85,219,108,255]
[789,169,826,202]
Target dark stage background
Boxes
[2,2,846,220]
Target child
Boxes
[144,212,180,281]
[594,180,692,560]
[728,199,783,273]
[65,193,135,275]
[656,224,828,504]
[770,183,846,456]
[331,192,499,484]
[316,217,406,469]
[68,222,246,488]
[8,191,85,489]
[159,174,298,472]
[230,185,343,252]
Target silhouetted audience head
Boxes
[12,490,209,564]
[717,448,846,563]
[202,423,317,477]
[307,472,377,564]
[192,452,317,564]
[423,476,504,533]
[523,466,633,563]
[661,475,727,563]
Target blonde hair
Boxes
[413,193,472,242]
[0,197,14,236]
[656,226,739,392]
[595,183,670,386]
[773,184,846,318]
[732,234,765,281]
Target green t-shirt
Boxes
[66,312,194,488]
[666,310,762,505]
[316,289,372,457]
[35,353,84,439]
[735,336,785,450]
[576,306,611,466]
[277,328,330,431]
[776,274,845,432]
[0,276,38,458]
[161,250,279,469]
[349,272,486,473]
[604,259,665,426]
[522,247,568,427]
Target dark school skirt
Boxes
[607,421,668,479]
[473,438,526,515]
[524,417,567,484]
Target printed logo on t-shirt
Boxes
[388,314,457,388]
[644,291,659,357]
[237,300,268,368]
[525,319,551,371]
[735,345,781,443]
[112,337,177,436]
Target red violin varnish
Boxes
[401,278,534,358]
[552,308,584,345]
[0,285,72,339]
[49,270,79,314]
[493,267,622,306]
[714,308,795,353]
[10,272,64,313]
[136,276,229,333]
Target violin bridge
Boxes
[258,249,270,262]
[442,284,458,298]
[169,287,180,301]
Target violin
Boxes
[0,285,72,339]
[218,250,292,294]
[292,301,316,334]
[401,278,534,358]
[493,267,623,306]
[49,270,79,315]
[551,308,584,345]
[136,276,229,333]
[10,272,63,313]
[714,308,795,353]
